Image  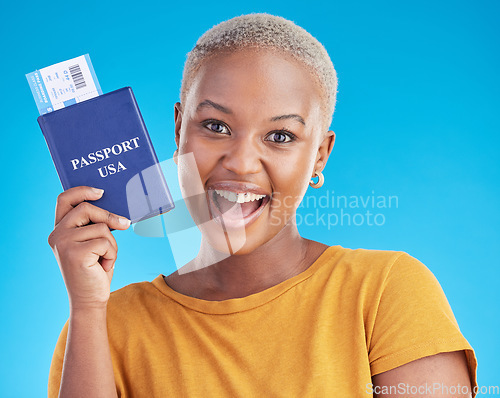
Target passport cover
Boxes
[38,87,174,223]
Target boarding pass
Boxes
[26,54,102,115]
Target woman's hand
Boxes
[48,186,131,310]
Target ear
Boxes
[174,102,183,165]
[313,130,335,176]
[174,102,183,150]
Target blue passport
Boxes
[38,87,174,223]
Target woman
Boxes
[48,14,477,397]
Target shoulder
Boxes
[107,279,165,320]
[320,246,445,320]
[336,247,446,307]
[328,245,425,284]
[109,280,153,303]
[334,245,418,267]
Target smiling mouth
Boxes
[207,189,270,227]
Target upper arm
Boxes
[368,252,477,389]
[372,350,473,398]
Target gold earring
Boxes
[309,170,324,188]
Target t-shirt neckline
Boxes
[150,245,341,314]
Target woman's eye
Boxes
[267,131,295,143]
[205,122,229,134]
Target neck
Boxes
[168,221,323,300]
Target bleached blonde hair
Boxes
[180,13,338,130]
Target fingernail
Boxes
[92,187,104,196]
[118,217,131,227]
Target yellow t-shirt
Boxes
[48,246,477,397]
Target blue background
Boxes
[1,0,498,396]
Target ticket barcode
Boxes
[69,64,86,89]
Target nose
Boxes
[220,135,263,175]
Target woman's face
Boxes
[175,48,334,255]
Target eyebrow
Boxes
[196,99,306,126]
[270,114,306,126]
[196,99,232,114]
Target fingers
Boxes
[48,187,128,310]
[55,186,106,226]
[60,200,130,230]
[79,238,117,272]
[72,223,119,253]
[74,224,119,271]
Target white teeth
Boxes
[235,194,245,204]
[214,189,266,203]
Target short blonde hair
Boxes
[180,13,338,130]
